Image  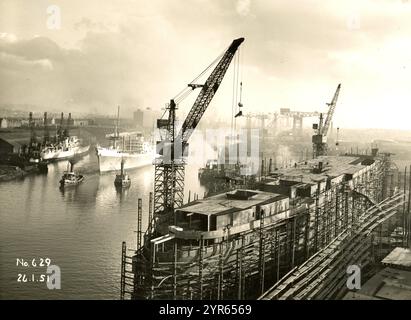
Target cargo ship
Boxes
[40,136,90,161]
[96,132,153,173]
[95,107,153,173]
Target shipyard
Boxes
[1,0,411,307]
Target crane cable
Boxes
[231,48,242,135]
[239,44,244,108]
[158,45,229,140]
[172,47,228,104]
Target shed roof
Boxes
[382,247,411,268]
[269,155,376,185]
[177,189,287,217]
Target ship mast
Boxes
[113,106,120,149]
[120,157,125,176]
[116,106,120,138]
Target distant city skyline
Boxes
[1,0,411,129]
[0,103,157,118]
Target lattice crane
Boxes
[312,83,341,158]
[154,37,245,218]
[279,109,320,136]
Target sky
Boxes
[0,0,411,129]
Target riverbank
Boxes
[0,165,37,182]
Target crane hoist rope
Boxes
[231,48,241,133]
[157,48,228,142]
[172,49,227,104]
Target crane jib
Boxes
[176,38,245,148]
[228,37,245,53]
[322,83,341,136]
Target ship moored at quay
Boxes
[95,107,154,173]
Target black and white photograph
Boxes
[1,0,411,306]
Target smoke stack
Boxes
[43,112,49,143]
[224,136,229,166]
[29,112,36,145]
[66,112,72,129]
[58,112,64,140]
[59,112,64,130]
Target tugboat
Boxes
[114,159,131,189]
[59,161,84,188]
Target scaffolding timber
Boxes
[120,154,410,300]
[259,191,406,300]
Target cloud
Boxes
[236,0,251,16]
[74,17,117,33]
[0,36,62,61]
[0,32,17,43]
[0,0,411,129]
[0,16,180,114]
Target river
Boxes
[0,152,204,299]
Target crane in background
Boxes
[154,37,245,219]
[312,83,341,158]
[279,109,320,137]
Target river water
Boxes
[0,152,204,299]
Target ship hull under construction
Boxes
[121,153,405,300]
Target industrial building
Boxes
[133,109,144,127]
[0,138,24,155]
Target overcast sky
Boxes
[0,0,411,129]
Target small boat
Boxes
[114,159,131,188]
[37,161,49,173]
[59,161,84,188]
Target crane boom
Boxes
[177,37,244,150]
[312,83,342,158]
[153,38,244,218]
[321,83,341,136]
